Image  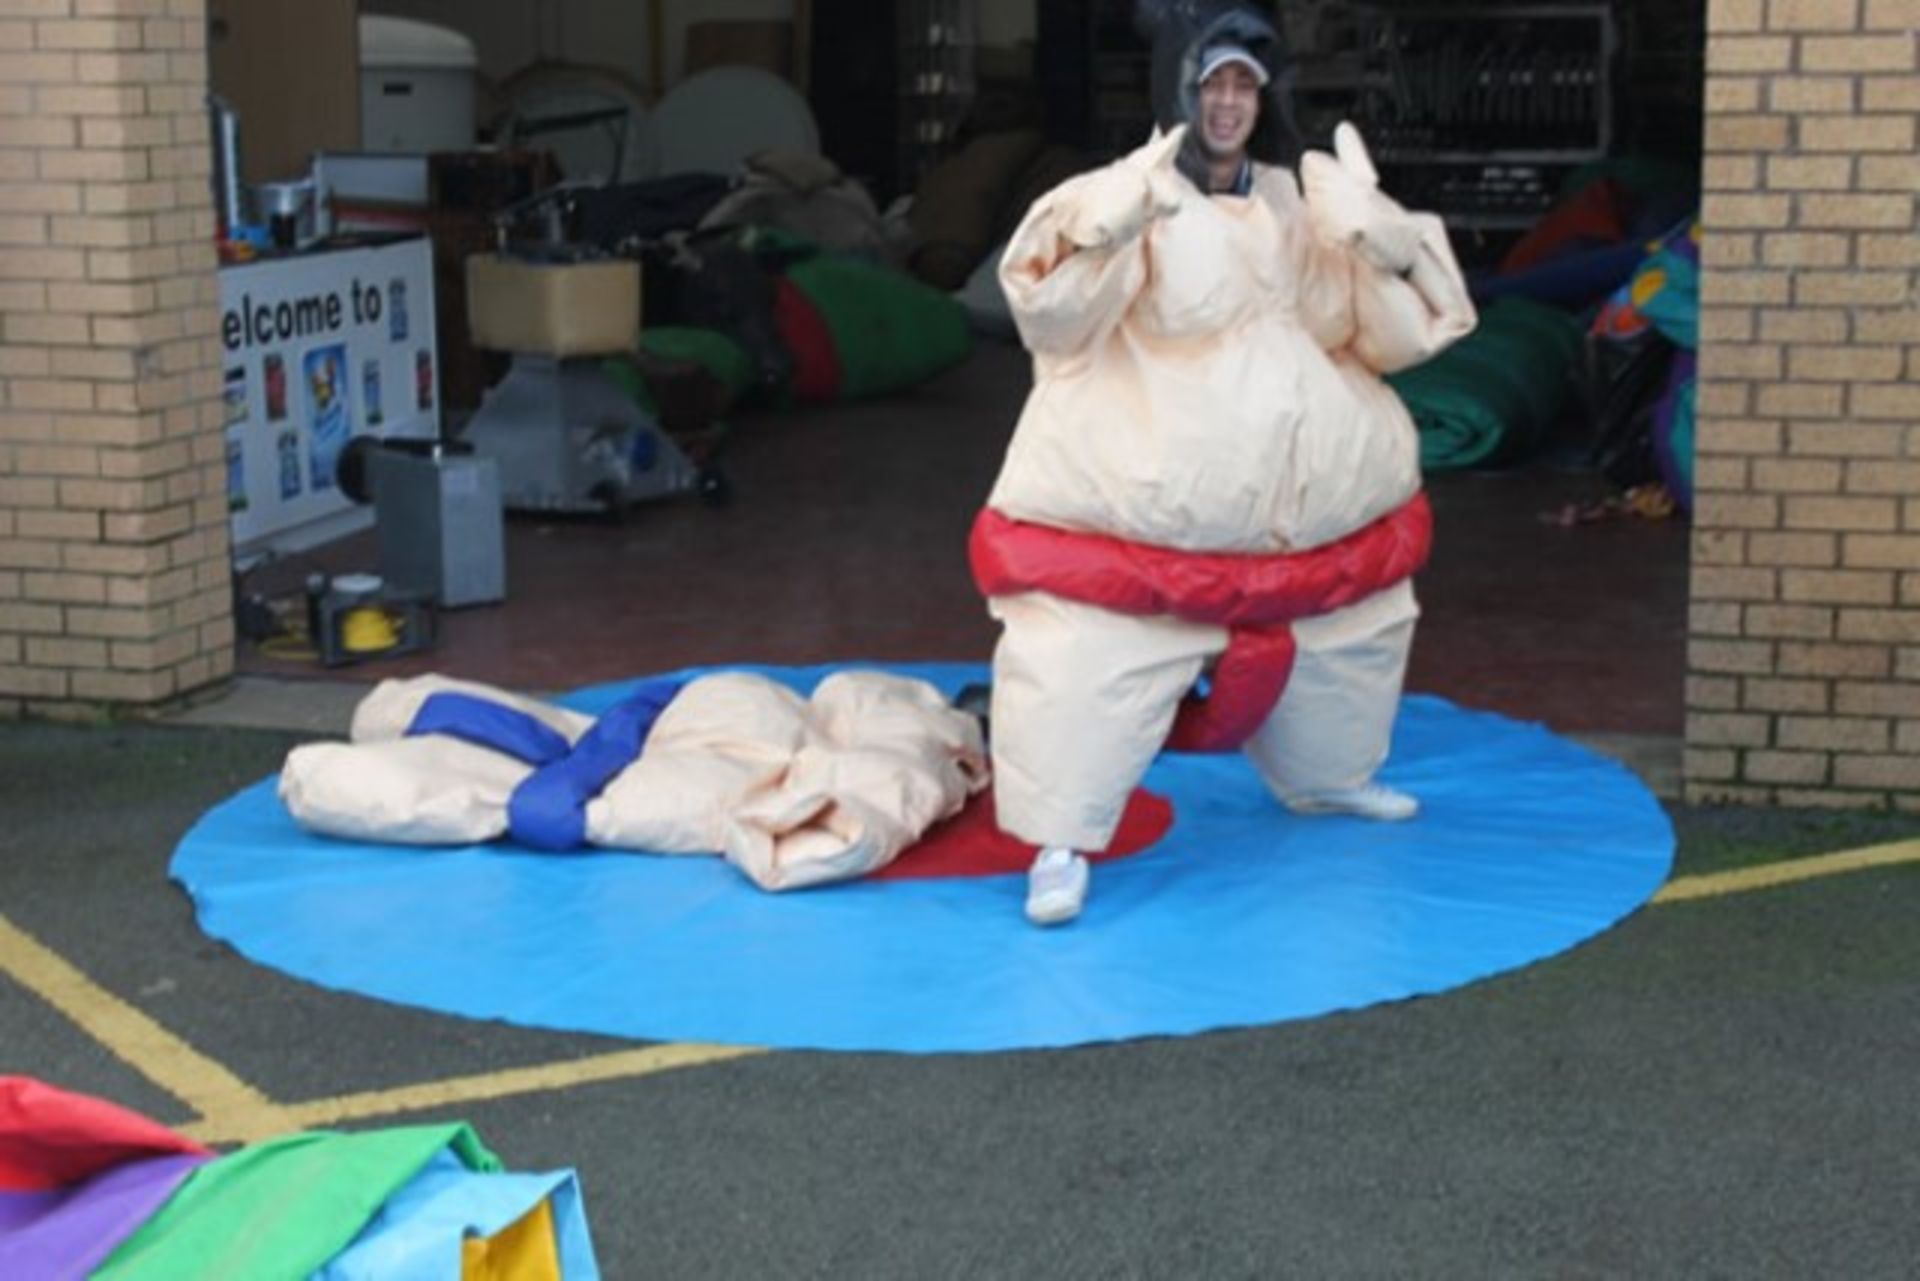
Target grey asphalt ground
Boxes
[4,717,1919,1279]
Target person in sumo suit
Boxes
[970,0,1478,925]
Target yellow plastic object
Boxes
[461,1197,564,1280]
[341,606,402,654]
[466,254,642,358]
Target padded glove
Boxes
[1060,125,1188,251]
[1300,122,1422,276]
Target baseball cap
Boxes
[1197,42,1271,87]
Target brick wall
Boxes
[1689,0,1920,805]
[0,0,230,717]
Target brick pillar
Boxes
[0,0,231,717]
[1689,0,1920,805]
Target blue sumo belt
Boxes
[405,683,684,851]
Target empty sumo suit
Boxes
[972,2,1477,853]
[280,671,989,892]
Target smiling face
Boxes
[1196,60,1261,161]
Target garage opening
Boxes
[211,0,1703,749]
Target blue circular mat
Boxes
[171,664,1673,1053]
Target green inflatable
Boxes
[784,254,972,402]
[1388,296,1586,471]
[602,327,755,415]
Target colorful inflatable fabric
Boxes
[634,327,757,400]
[781,253,972,402]
[617,246,971,408]
[1388,296,1586,471]
[1593,220,1701,349]
[1592,220,1700,509]
[1498,177,1629,275]
[0,1077,599,1280]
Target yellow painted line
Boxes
[180,1042,768,1145]
[1655,836,1920,904]
[0,912,289,1132]
[15,832,1920,1149]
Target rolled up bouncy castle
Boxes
[0,1076,599,1280]
[774,251,972,403]
[1388,295,1586,471]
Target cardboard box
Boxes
[421,152,558,411]
[465,256,642,359]
[208,0,360,186]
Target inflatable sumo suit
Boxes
[971,1,1478,851]
[279,671,988,892]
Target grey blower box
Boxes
[373,448,506,608]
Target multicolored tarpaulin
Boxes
[0,1077,599,1280]
[1592,220,1701,511]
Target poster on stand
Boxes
[219,235,438,559]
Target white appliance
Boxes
[650,67,819,176]
[359,14,478,153]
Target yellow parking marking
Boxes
[11,836,1920,1147]
[1654,836,1920,904]
[0,912,289,1132]
[181,1043,767,1145]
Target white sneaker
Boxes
[1025,846,1089,926]
[1288,782,1419,822]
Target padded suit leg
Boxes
[988,591,1222,850]
[1243,580,1419,803]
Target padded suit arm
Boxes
[1347,212,1477,375]
[998,128,1188,361]
[1297,124,1477,374]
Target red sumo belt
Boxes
[970,494,1433,752]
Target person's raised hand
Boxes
[1134,122,1190,221]
[1300,121,1421,276]
[1061,125,1188,251]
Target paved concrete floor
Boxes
[4,717,1918,1278]
[0,340,1883,1277]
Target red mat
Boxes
[874,788,1173,882]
